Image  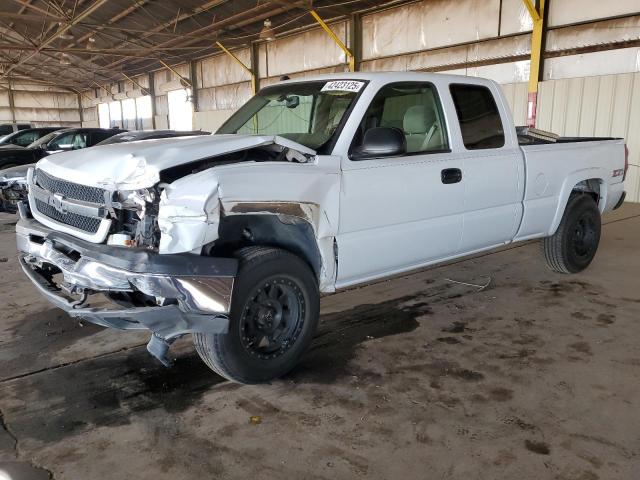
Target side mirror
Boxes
[351,127,406,160]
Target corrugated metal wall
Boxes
[539,74,640,202]
[501,73,640,202]
[0,83,81,127]
[67,0,640,202]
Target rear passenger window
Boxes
[449,84,504,149]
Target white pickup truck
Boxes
[15,72,628,383]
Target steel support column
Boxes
[77,94,84,126]
[251,41,261,93]
[349,13,362,72]
[310,10,355,72]
[148,72,157,129]
[523,0,546,127]
[189,60,199,112]
[7,78,16,123]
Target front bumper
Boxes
[17,217,238,364]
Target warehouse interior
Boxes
[1,0,639,198]
[0,1,639,479]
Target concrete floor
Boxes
[0,205,639,480]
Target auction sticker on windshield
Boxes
[321,80,364,93]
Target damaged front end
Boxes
[17,216,237,366]
[17,163,239,367]
[16,134,324,366]
[0,164,31,213]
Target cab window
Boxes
[449,84,505,149]
[351,82,449,156]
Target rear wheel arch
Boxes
[550,176,606,236]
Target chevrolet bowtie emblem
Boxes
[48,193,67,214]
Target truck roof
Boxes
[277,71,498,88]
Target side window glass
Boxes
[48,133,73,150]
[48,133,87,150]
[449,84,505,149]
[14,131,38,146]
[351,82,448,157]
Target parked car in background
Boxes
[0,129,204,212]
[0,127,64,148]
[96,129,211,145]
[0,123,32,136]
[0,127,125,169]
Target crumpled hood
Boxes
[35,134,315,191]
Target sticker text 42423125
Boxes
[321,80,364,93]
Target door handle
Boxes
[441,168,462,184]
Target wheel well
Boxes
[203,214,322,279]
[571,179,601,206]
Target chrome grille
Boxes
[34,199,101,234]
[36,169,106,204]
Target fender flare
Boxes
[548,168,607,236]
[215,213,326,281]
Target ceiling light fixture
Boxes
[259,19,276,42]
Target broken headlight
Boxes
[109,187,161,248]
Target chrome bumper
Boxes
[16,217,238,361]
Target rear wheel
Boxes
[194,246,320,384]
[542,194,601,273]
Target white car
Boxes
[15,72,628,383]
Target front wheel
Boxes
[194,246,320,384]
[542,194,601,273]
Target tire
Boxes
[194,246,320,384]
[542,194,601,274]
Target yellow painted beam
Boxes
[526,0,545,94]
[159,60,192,88]
[216,41,256,94]
[92,80,112,96]
[310,10,355,72]
[122,72,150,95]
[523,0,545,126]
[522,0,541,22]
[74,88,93,103]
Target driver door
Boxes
[336,82,465,287]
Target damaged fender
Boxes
[158,154,342,291]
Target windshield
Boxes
[0,132,16,144]
[27,131,59,148]
[217,80,364,151]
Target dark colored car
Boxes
[0,127,64,148]
[96,129,211,145]
[0,123,32,136]
[0,127,125,169]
